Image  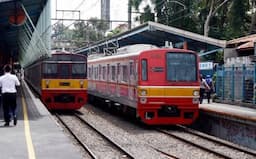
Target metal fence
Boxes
[215,65,256,105]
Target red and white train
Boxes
[88,44,200,125]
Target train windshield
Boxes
[166,52,197,82]
[72,63,86,78]
[43,63,57,77]
[43,62,86,78]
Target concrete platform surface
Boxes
[0,81,82,159]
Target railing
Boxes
[215,65,255,106]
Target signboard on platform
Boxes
[199,62,213,70]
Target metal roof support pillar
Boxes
[18,1,51,67]
[19,2,50,55]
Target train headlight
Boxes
[46,80,50,88]
[193,90,199,96]
[80,80,84,88]
[140,89,147,96]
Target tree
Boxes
[52,22,66,40]
[249,0,256,34]
[72,18,109,47]
[73,21,88,47]
[200,0,231,37]
[131,0,199,33]
[139,5,155,23]
[226,0,249,38]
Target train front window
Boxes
[72,63,86,78]
[59,64,69,78]
[166,53,197,81]
[43,63,57,78]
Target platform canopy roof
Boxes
[75,21,227,56]
[0,0,49,64]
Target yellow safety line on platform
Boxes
[22,95,36,159]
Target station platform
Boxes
[0,81,82,159]
[198,100,256,150]
[200,100,256,123]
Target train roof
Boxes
[88,44,157,62]
[51,51,86,57]
[88,44,196,63]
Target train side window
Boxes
[122,65,128,82]
[94,67,96,80]
[129,62,134,76]
[96,67,98,80]
[117,63,120,82]
[129,61,135,82]
[107,64,110,81]
[111,65,116,81]
[99,65,102,80]
[91,66,94,79]
[102,66,106,80]
[141,59,148,81]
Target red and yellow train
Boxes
[24,51,87,110]
[88,44,200,125]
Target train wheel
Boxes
[88,95,95,104]
[122,105,128,113]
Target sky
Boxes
[51,0,130,29]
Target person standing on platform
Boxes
[205,75,214,104]
[199,74,210,104]
[0,64,20,126]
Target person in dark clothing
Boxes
[205,75,214,104]
[0,64,20,126]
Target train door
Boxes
[116,63,120,97]
[106,64,110,95]
[110,64,116,96]
[147,53,165,84]
[129,60,135,100]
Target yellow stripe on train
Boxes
[138,86,200,97]
[41,79,88,89]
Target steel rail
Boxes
[55,113,98,159]
[157,128,233,159]
[74,113,135,159]
[176,125,256,156]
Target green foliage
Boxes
[131,0,252,40]
[52,18,109,48]
[226,0,250,39]
[139,5,154,23]
[52,22,71,40]
[215,51,224,64]
[106,28,122,38]
[53,0,255,58]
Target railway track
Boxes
[156,125,256,159]
[55,113,134,159]
[53,104,256,159]
[176,125,256,157]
